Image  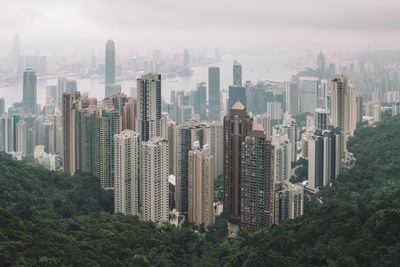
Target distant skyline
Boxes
[0,0,400,56]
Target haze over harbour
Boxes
[0,53,295,110]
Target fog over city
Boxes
[1,1,400,265]
[0,0,400,54]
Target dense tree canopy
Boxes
[1,116,400,266]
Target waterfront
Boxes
[0,53,296,110]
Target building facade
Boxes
[188,142,214,227]
[114,130,140,215]
[140,137,169,222]
[223,101,253,223]
[240,124,275,231]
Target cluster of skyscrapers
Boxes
[3,40,387,232]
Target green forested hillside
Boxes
[1,116,400,266]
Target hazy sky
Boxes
[0,0,400,55]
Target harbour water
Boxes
[0,54,296,110]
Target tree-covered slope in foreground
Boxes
[1,116,400,266]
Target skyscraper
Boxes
[75,103,99,175]
[123,98,137,131]
[140,137,169,222]
[317,79,329,109]
[137,73,162,141]
[183,48,190,66]
[254,113,271,139]
[194,82,207,121]
[208,67,220,121]
[0,115,14,152]
[16,119,26,155]
[267,102,282,120]
[65,79,78,93]
[188,142,214,227]
[223,101,253,223]
[330,75,360,158]
[330,76,347,156]
[62,91,81,174]
[23,68,37,115]
[308,129,341,190]
[317,51,326,78]
[240,123,275,231]
[114,130,140,215]
[168,120,177,176]
[0,98,5,116]
[228,85,246,112]
[175,121,210,217]
[46,86,57,104]
[208,121,224,177]
[12,34,20,77]
[299,77,319,114]
[105,40,116,87]
[315,109,329,130]
[105,84,122,98]
[233,60,242,86]
[286,81,299,115]
[57,77,67,110]
[272,135,291,181]
[98,107,122,190]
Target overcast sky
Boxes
[0,0,399,56]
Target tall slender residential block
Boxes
[286,81,299,115]
[66,79,78,93]
[308,129,341,190]
[98,107,122,189]
[140,137,169,222]
[317,51,326,78]
[183,48,190,66]
[330,75,360,158]
[168,120,177,176]
[330,75,347,157]
[188,142,214,227]
[123,98,137,131]
[233,60,242,86]
[105,84,122,98]
[299,77,319,114]
[272,135,291,181]
[254,113,271,139]
[105,40,115,86]
[114,130,140,215]
[16,119,26,155]
[62,91,81,174]
[208,67,220,121]
[0,98,5,116]
[240,123,275,231]
[75,103,99,175]
[57,77,67,110]
[0,115,13,152]
[223,101,253,223]
[275,120,297,164]
[137,73,162,141]
[23,68,37,115]
[194,82,207,120]
[175,121,209,217]
[315,109,329,130]
[208,121,224,177]
[12,34,20,77]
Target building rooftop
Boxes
[231,100,245,110]
[252,122,264,132]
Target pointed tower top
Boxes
[253,122,264,132]
[231,100,245,110]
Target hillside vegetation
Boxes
[1,116,400,266]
